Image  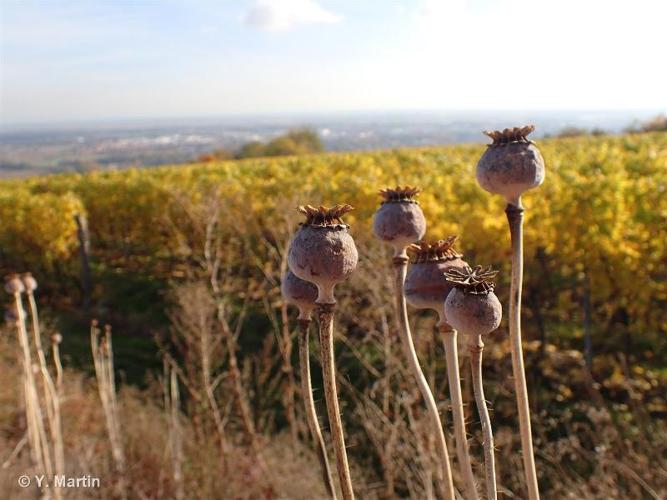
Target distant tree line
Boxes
[197,127,323,162]
[625,114,667,133]
[550,114,667,139]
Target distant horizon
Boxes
[2,107,665,133]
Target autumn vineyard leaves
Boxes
[1,132,665,341]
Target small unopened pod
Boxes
[288,204,358,304]
[444,265,502,337]
[404,237,467,324]
[22,273,38,292]
[281,269,318,320]
[4,274,25,295]
[476,125,545,206]
[373,185,426,256]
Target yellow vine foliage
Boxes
[0,132,665,337]
[0,188,84,266]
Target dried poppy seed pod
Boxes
[281,269,318,320]
[444,265,502,337]
[373,185,426,257]
[22,273,38,292]
[404,237,468,324]
[4,274,25,295]
[476,125,545,206]
[288,204,358,304]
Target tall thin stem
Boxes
[27,291,65,491]
[393,257,456,500]
[470,336,497,500]
[14,292,52,480]
[317,302,355,500]
[298,319,337,499]
[52,340,64,394]
[440,324,479,500]
[506,201,540,500]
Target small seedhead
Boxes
[444,265,502,337]
[22,273,38,292]
[281,269,318,320]
[4,274,25,295]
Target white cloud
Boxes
[393,0,667,110]
[244,0,342,31]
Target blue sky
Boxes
[1,0,666,124]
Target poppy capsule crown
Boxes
[373,186,426,257]
[287,204,358,305]
[408,236,463,263]
[403,236,467,324]
[281,269,318,320]
[476,125,545,206]
[444,265,502,337]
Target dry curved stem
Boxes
[317,303,355,500]
[51,335,64,394]
[470,335,497,500]
[440,323,479,500]
[27,289,65,493]
[393,258,456,500]
[91,323,128,500]
[12,291,53,483]
[506,201,540,500]
[298,319,337,499]
[163,360,185,500]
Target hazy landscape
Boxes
[1,110,660,177]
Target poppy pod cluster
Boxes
[402,239,480,499]
[373,189,457,500]
[281,124,544,499]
